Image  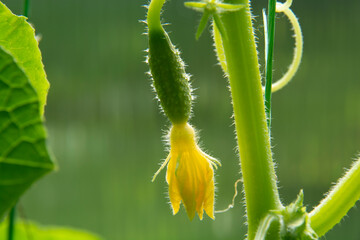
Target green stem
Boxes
[7,206,16,240]
[147,0,165,31]
[264,0,276,130]
[217,0,282,238]
[309,158,360,237]
[23,0,30,18]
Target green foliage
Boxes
[256,191,318,240]
[185,1,244,40]
[277,191,318,240]
[0,46,54,219]
[0,2,49,115]
[0,220,103,240]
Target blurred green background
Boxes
[2,0,360,239]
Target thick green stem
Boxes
[309,158,360,237]
[217,0,282,238]
[7,206,16,240]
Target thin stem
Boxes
[214,0,282,238]
[147,0,166,31]
[23,0,30,18]
[264,0,276,130]
[271,1,303,92]
[7,206,16,240]
[255,213,278,240]
[215,179,242,213]
[309,158,360,237]
[262,1,303,93]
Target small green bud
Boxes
[256,190,318,240]
[147,1,192,124]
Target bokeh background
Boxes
[2,0,360,239]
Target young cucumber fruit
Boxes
[148,27,192,124]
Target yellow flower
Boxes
[152,123,221,220]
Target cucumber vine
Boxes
[145,0,360,239]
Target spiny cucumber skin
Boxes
[148,28,192,124]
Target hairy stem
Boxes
[215,0,282,238]
[309,158,360,237]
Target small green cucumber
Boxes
[147,0,192,124]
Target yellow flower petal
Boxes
[204,176,215,219]
[167,154,181,215]
[154,122,220,220]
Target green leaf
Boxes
[0,2,49,116]
[216,3,244,12]
[0,220,103,240]
[0,46,54,219]
[184,2,206,12]
[196,10,210,40]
